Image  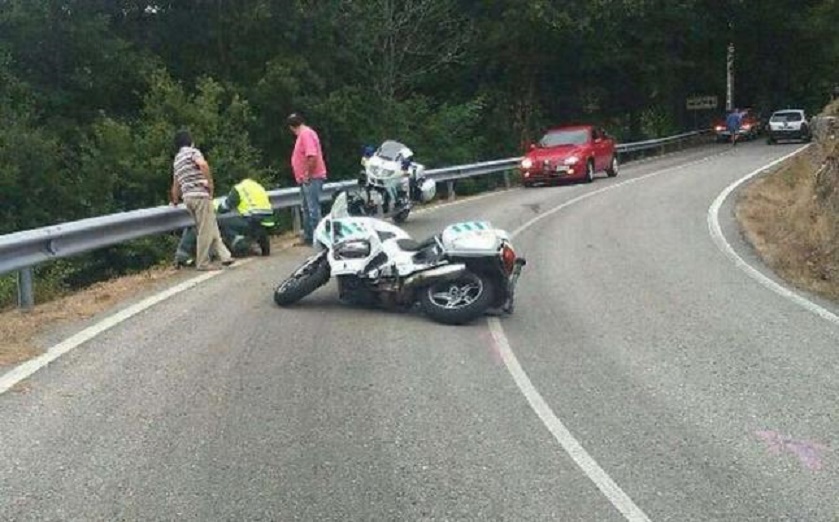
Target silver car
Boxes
[766,109,811,144]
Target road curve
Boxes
[1,141,836,521]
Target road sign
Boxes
[686,95,718,111]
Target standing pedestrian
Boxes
[288,113,327,246]
[726,108,743,146]
[169,129,234,270]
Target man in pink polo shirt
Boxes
[288,112,328,246]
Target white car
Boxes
[766,109,811,144]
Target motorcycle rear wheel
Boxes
[273,252,330,306]
[419,270,496,325]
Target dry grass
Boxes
[0,265,181,368]
[736,108,839,302]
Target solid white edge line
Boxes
[511,152,727,237]
[490,144,836,520]
[0,259,254,395]
[0,190,512,396]
[491,146,800,521]
[488,318,652,522]
[707,144,839,326]
[487,153,728,521]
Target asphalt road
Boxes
[1,140,837,521]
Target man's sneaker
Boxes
[175,257,194,269]
[221,259,236,268]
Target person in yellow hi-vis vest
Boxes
[175,175,275,266]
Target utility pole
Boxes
[726,42,735,111]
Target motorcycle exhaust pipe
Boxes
[403,264,467,289]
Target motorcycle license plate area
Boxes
[442,221,499,251]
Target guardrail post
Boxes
[447,181,455,201]
[291,205,302,235]
[17,267,34,311]
[502,171,511,189]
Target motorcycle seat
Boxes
[396,236,437,252]
[396,238,422,251]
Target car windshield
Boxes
[376,140,409,160]
[771,111,803,122]
[539,129,589,147]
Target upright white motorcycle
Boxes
[357,140,436,224]
[273,191,526,325]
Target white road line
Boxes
[487,148,762,521]
[490,145,833,520]
[0,260,253,395]
[488,319,652,522]
[0,190,510,396]
[707,144,839,326]
[511,152,727,237]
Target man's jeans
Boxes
[300,178,324,244]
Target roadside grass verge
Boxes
[735,102,839,303]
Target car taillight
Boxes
[501,244,517,274]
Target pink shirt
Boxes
[291,125,327,184]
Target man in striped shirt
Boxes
[170,129,234,270]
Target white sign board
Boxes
[686,96,718,111]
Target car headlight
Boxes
[334,239,371,259]
[521,158,533,169]
[564,156,580,165]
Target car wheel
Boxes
[584,160,595,183]
[606,155,619,177]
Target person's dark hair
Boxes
[174,129,193,149]
[286,113,305,128]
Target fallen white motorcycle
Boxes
[273,191,526,325]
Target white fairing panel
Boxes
[441,221,503,253]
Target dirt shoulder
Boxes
[0,233,300,371]
[735,102,839,303]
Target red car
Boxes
[519,125,618,187]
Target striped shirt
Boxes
[173,146,210,198]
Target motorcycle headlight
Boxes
[564,156,580,165]
[521,158,533,169]
[334,239,371,259]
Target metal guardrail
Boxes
[2,129,709,308]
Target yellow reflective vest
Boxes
[235,179,271,213]
[234,178,274,225]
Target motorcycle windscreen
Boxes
[376,140,411,160]
[330,191,351,218]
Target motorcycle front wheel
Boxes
[419,270,496,325]
[273,251,330,306]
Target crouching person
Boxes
[175,175,275,267]
[217,174,275,257]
